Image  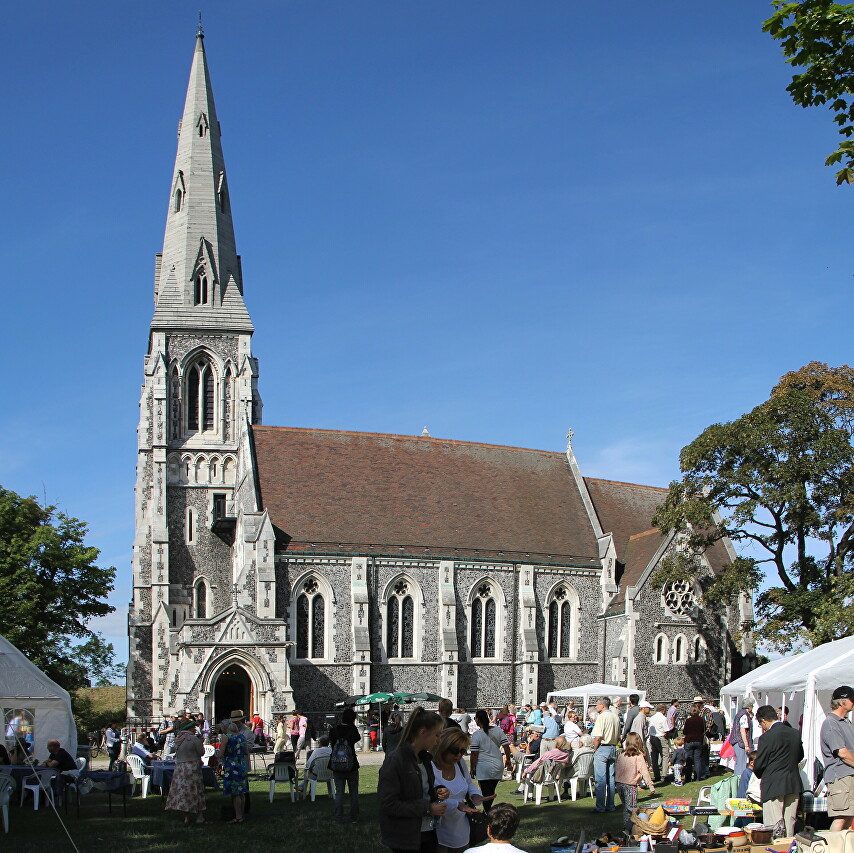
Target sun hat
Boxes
[230,709,245,720]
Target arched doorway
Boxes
[214,664,252,723]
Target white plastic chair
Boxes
[522,759,564,805]
[125,754,151,798]
[567,751,596,800]
[302,754,335,801]
[268,760,298,803]
[0,773,15,832]
[63,757,87,815]
[696,785,712,808]
[20,768,57,810]
[515,753,535,784]
[201,745,216,767]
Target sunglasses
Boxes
[447,746,468,756]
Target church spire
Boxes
[152,31,252,332]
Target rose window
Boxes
[663,580,696,616]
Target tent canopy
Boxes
[719,655,796,699]
[744,636,854,694]
[0,634,77,759]
[546,683,646,716]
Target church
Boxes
[126,32,755,726]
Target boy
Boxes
[465,802,529,853]
[670,736,687,786]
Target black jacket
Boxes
[753,721,804,802]
[377,741,437,849]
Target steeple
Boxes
[152,31,252,332]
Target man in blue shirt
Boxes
[542,707,561,752]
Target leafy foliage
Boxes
[0,485,118,690]
[652,363,854,651]
[764,1,854,185]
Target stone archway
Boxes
[213,663,253,723]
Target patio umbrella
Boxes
[356,691,396,705]
[398,692,444,703]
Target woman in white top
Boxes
[432,728,492,853]
[563,711,582,741]
[469,709,512,811]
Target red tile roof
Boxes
[252,426,600,565]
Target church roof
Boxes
[252,426,601,566]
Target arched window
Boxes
[186,507,194,544]
[174,187,183,212]
[194,273,209,305]
[385,578,415,659]
[169,365,182,439]
[674,634,687,665]
[694,635,707,662]
[654,633,670,665]
[186,359,216,434]
[209,456,220,483]
[546,583,577,659]
[218,172,229,213]
[470,581,498,660]
[295,576,325,659]
[195,579,207,619]
[224,456,236,485]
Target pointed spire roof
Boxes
[152,32,253,332]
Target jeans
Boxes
[733,742,749,778]
[333,769,359,821]
[685,740,707,781]
[107,745,120,771]
[594,744,616,811]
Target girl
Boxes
[469,710,512,812]
[615,731,654,833]
[378,706,450,853]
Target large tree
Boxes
[652,363,854,652]
[764,1,854,185]
[0,486,119,690]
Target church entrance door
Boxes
[214,664,253,722]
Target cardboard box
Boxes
[750,838,794,853]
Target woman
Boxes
[251,712,265,746]
[273,714,288,755]
[469,709,512,811]
[288,710,306,757]
[498,706,516,745]
[431,728,493,853]
[563,711,582,741]
[683,702,708,782]
[164,719,206,825]
[218,719,248,824]
[368,711,381,751]
[378,706,450,853]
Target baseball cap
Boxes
[832,686,854,701]
[693,696,704,703]
[638,701,653,709]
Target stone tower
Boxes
[127,29,268,720]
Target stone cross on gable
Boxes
[566,428,574,451]
[232,583,239,608]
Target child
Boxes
[615,732,655,834]
[465,802,528,853]
[669,736,687,786]
[734,751,760,827]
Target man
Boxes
[710,701,727,740]
[104,720,121,771]
[591,696,620,813]
[631,702,652,740]
[303,735,333,787]
[622,694,641,740]
[381,713,404,758]
[329,707,361,824]
[665,699,680,739]
[820,686,854,831]
[131,732,158,766]
[42,739,77,772]
[541,705,562,753]
[648,704,671,783]
[730,700,755,777]
[438,698,461,730]
[457,707,472,733]
[196,712,210,742]
[752,704,803,837]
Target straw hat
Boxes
[230,709,245,720]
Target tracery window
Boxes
[386,578,414,659]
[169,365,182,440]
[547,586,573,658]
[295,576,325,659]
[470,581,497,659]
[663,580,697,617]
[186,359,215,433]
[194,273,209,306]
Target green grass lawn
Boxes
[6,766,717,853]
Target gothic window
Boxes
[195,579,207,619]
[224,456,236,485]
[186,507,194,544]
[209,457,219,483]
[385,577,416,659]
[654,633,669,665]
[197,113,209,137]
[294,576,327,660]
[663,580,697,617]
[217,172,229,213]
[223,367,233,441]
[194,273,209,305]
[544,582,579,660]
[169,365,182,440]
[673,633,687,665]
[694,635,707,662]
[174,187,183,212]
[470,580,499,660]
[186,358,216,434]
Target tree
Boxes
[764,1,854,185]
[652,363,854,652]
[0,486,118,690]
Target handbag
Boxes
[457,760,489,846]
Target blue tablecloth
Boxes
[802,791,827,813]
[80,770,133,793]
[149,761,219,790]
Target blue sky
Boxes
[1,1,851,667]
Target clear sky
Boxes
[1,1,850,667]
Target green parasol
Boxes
[397,692,444,703]
[356,691,396,705]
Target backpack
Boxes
[329,732,356,774]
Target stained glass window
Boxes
[387,598,399,658]
[296,594,309,658]
[401,596,414,658]
[471,597,482,658]
[548,600,559,657]
[547,587,574,658]
[560,601,571,658]
[484,598,496,657]
[311,594,325,658]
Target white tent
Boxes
[0,634,77,760]
[546,683,646,718]
[718,636,854,785]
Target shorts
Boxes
[828,775,854,817]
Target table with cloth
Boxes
[150,761,219,792]
[78,770,133,816]
[2,765,65,804]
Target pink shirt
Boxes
[525,747,572,776]
[615,752,653,787]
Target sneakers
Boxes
[673,781,683,787]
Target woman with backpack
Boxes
[469,709,512,812]
[329,707,361,824]
[378,706,450,853]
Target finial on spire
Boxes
[197,11,204,38]
[566,428,574,452]
[421,426,431,437]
